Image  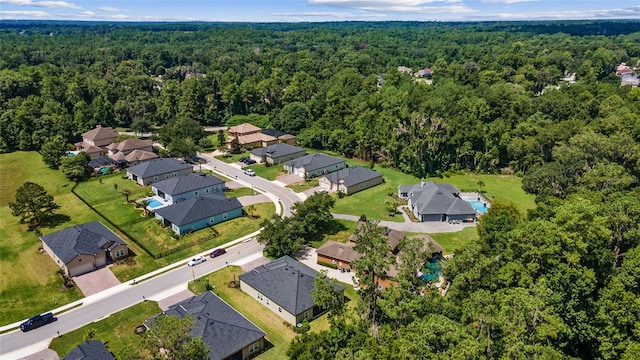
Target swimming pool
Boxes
[465,199,488,213]
[147,199,164,209]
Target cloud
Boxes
[0,10,49,18]
[0,0,80,9]
[308,0,472,14]
[271,11,387,19]
[465,5,640,20]
[98,6,121,12]
[481,0,536,3]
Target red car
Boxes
[210,248,226,258]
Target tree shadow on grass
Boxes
[323,219,348,236]
[40,213,72,230]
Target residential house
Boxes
[152,173,225,205]
[414,67,432,78]
[228,123,262,138]
[283,153,346,178]
[74,125,119,159]
[107,138,153,156]
[249,143,306,165]
[318,166,383,195]
[616,63,633,75]
[145,292,266,360]
[261,128,297,145]
[348,220,405,256]
[228,123,297,149]
[316,240,362,270]
[126,158,193,186]
[398,180,476,222]
[88,156,121,173]
[62,340,114,360]
[397,66,413,74]
[621,73,639,87]
[40,222,128,277]
[239,256,344,326]
[123,149,159,165]
[154,195,242,235]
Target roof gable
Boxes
[317,241,362,263]
[149,292,265,360]
[81,126,119,141]
[152,173,224,196]
[250,143,305,158]
[40,222,127,264]
[124,149,158,162]
[284,153,345,172]
[406,181,475,215]
[239,256,338,315]
[229,123,261,134]
[322,166,382,186]
[126,158,193,178]
[62,340,114,360]
[154,195,241,226]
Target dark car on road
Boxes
[210,248,226,258]
[20,312,56,332]
[244,159,256,165]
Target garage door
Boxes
[69,261,95,277]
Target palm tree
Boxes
[121,189,131,203]
[477,180,485,193]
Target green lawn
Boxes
[224,187,256,197]
[189,266,297,360]
[214,151,250,164]
[249,164,284,181]
[286,179,319,193]
[427,227,480,255]
[311,219,356,248]
[0,152,93,326]
[48,301,161,359]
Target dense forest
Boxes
[1,20,640,359]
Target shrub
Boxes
[317,260,338,269]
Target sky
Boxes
[0,0,639,23]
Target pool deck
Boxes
[144,195,170,211]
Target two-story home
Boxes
[283,153,346,178]
[249,143,306,165]
[152,173,225,205]
[74,125,119,159]
[126,158,193,186]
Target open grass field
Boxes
[426,226,480,255]
[286,179,319,193]
[48,300,161,359]
[0,152,95,325]
[249,163,284,181]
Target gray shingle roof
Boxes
[283,153,345,173]
[322,166,382,187]
[62,340,114,360]
[154,195,242,226]
[239,256,343,315]
[250,143,305,158]
[152,173,225,196]
[405,181,475,216]
[40,222,127,264]
[126,158,192,178]
[147,292,265,360]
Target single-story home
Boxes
[348,220,405,255]
[126,158,193,186]
[316,240,362,270]
[249,143,306,165]
[239,256,344,326]
[62,340,114,360]
[414,67,432,78]
[283,153,346,178]
[318,166,383,195]
[40,222,129,277]
[398,180,476,222]
[152,173,225,205]
[261,128,297,145]
[154,195,242,235]
[228,123,297,149]
[145,292,266,360]
[123,149,158,165]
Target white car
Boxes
[187,255,206,267]
[244,169,256,176]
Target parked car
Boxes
[244,159,256,165]
[20,312,56,332]
[187,255,206,267]
[244,169,256,176]
[210,248,226,258]
[239,157,249,163]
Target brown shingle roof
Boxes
[81,125,119,141]
[124,149,158,162]
[110,138,153,152]
[228,123,262,135]
[317,240,362,263]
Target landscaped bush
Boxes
[317,260,338,269]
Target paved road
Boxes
[0,239,264,359]
[197,152,304,217]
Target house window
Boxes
[266,300,269,305]
[115,249,125,258]
[194,191,198,196]
[278,307,282,313]
[154,176,158,181]
[210,217,214,223]
[249,341,260,353]
[223,212,227,219]
[304,311,309,319]
[206,188,209,193]
[257,293,263,301]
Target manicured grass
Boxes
[224,187,256,197]
[214,151,250,164]
[286,179,319,193]
[189,267,297,360]
[0,152,102,326]
[249,164,284,181]
[311,219,356,248]
[48,301,161,359]
[427,227,480,255]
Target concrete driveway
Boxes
[72,267,121,297]
[294,246,357,287]
[273,174,302,186]
[237,194,270,206]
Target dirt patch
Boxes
[72,267,121,297]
